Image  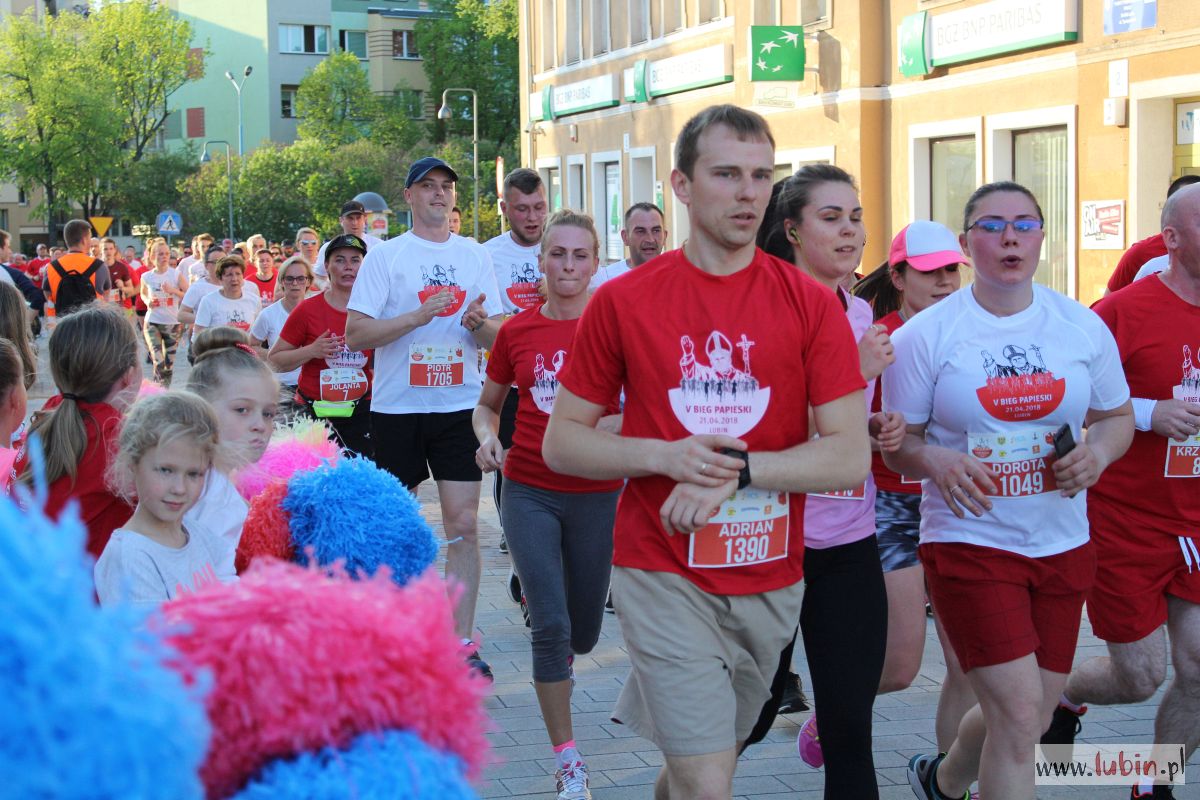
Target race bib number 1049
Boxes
[968,428,1058,498]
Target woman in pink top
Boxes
[756,165,905,800]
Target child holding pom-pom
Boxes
[184,327,279,570]
[95,391,235,606]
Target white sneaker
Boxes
[555,759,591,800]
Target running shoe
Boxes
[778,671,810,714]
[520,593,531,628]
[908,753,970,800]
[464,647,493,682]
[604,589,614,613]
[1040,702,1086,745]
[555,759,591,800]
[797,714,823,768]
[507,567,522,604]
[1132,785,1176,799]
[498,533,508,553]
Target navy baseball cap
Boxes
[406,157,458,188]
[324,233,368,263]
[340,200,366,216]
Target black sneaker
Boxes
[520,594,531,628]
[507,567,522,604]
[777,671,810,714]
[498,534,508,553]
[465,648,493,682]
[1040,702,1086,745]
[604,589,614,613]
[1132,785,1176,799]
[908,753,969,800]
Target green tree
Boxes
[107,148,199,229]
[175,152,242,243]
[295,50,380,147]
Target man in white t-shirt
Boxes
[314,200,383,278]
[180,233,215,286]
[590,201,668,289]
[345,156,502,681]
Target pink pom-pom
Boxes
[235,423,341,501]
[162,561,490,799]
[138,379,166,398]
[235,480,293,573]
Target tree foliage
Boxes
[295,50,419,151]
[107,148,199,232]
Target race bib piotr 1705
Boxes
[409,343,465,388]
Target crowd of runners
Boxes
[1,103,1197,800]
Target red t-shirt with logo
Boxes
[245,271,277,306]
[1090,276,1200,536]
[1107,233,1167,294]
[870,310,919,495]
[558,247,865,595]
[107,260,134,308]
[279,293,373,404]
[14,397,133,558]
[487,305,622,494]
[27,257,49,286]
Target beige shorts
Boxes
[610,566,804,756]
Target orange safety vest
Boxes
[44,252,103,303]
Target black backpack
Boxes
[50,258,102,317]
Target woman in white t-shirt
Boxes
[251,254,312,422]
[193,254,261,337]
[139,240,188,386]
[885,182,1134,800]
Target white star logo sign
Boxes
[779,30,800,46]
[760,40,780,54]
[756,57,768,71]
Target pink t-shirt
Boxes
[803,288,878,549]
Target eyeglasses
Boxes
[298,239,317,246]
[968,218,1044,235]
[282,275,309,284]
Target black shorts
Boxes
[499,386,520,450]
[372,409,481,490]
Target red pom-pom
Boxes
[235,481,293,573]
[162,561,490,799]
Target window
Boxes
[753,0,779,24]
[186,47,204,79]
[801,0,829,26]
[0,210,8,232]
[592,0,610,55]
[540,2,557,70]
[17,188,28,207]
[697,0,723,23]
[392,29,419,59]
[661,0,685,32]
[279,24,329,55]
[630,0,650,44]
[565,0,582,64]
[164,110,181,140]
[930,136,975,234]
[397,88,424,119]
[339,29,367,59]
[281,85,298,118]
[186,107,205,139]
[1014,126,1069,294]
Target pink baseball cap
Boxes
[888,221,967,272]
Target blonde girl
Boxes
[95,392,235,606]
[140,239,188,386]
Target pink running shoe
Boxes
[797,715,824,768]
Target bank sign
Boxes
[900,0,1078,77]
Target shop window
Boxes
[540,165,563,211]
[281,85,298,118]
[392,29,419,59]
[279,24,329,55]
[930,136,976,235]
[339,30,367,60]
[1014,126,1069,294]
[631,0,650,44]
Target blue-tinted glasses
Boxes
[968,218,1044,235]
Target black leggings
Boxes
[800,534,887,799]
[492,387,521,518]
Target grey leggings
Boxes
[500,477,619,683]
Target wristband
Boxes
[1131,397,1156,432]
[720,447,751,490]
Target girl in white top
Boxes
[885,182,1133,800]
[140,240,188,386]
[182,327,279,575]
[251,254,311,418]
[193,254,262,336]
[95,391,236,607]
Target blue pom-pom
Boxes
[0,494,210,799]
[232,729,477,799]
[283,457,438,586]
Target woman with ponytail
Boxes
[16,304,140,556]
[0,337,29,490]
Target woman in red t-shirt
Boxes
[15,304,140,556]
[270,234,373,458]
[472,211,621,800]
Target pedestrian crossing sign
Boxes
[156,210,182,236]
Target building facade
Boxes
[519,0,1197,303]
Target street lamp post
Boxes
[201,140,235,245]
[224,65,253,157]
[437,88,479,240]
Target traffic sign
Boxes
[89,216,113,237]
[156,210,182,236]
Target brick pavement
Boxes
[28,327,1198,799]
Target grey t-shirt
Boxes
[94,526,237,607]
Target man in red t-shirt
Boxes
[100,237,135,311]
[27,242,49,287]
[544,105,869,795]
[1048,183,1200,798]
[245,247,277,306]
[1107,175,1200,294]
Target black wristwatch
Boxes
[720,447,751,490]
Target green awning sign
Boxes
[748,26,806,82]
[899,12,931,77]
